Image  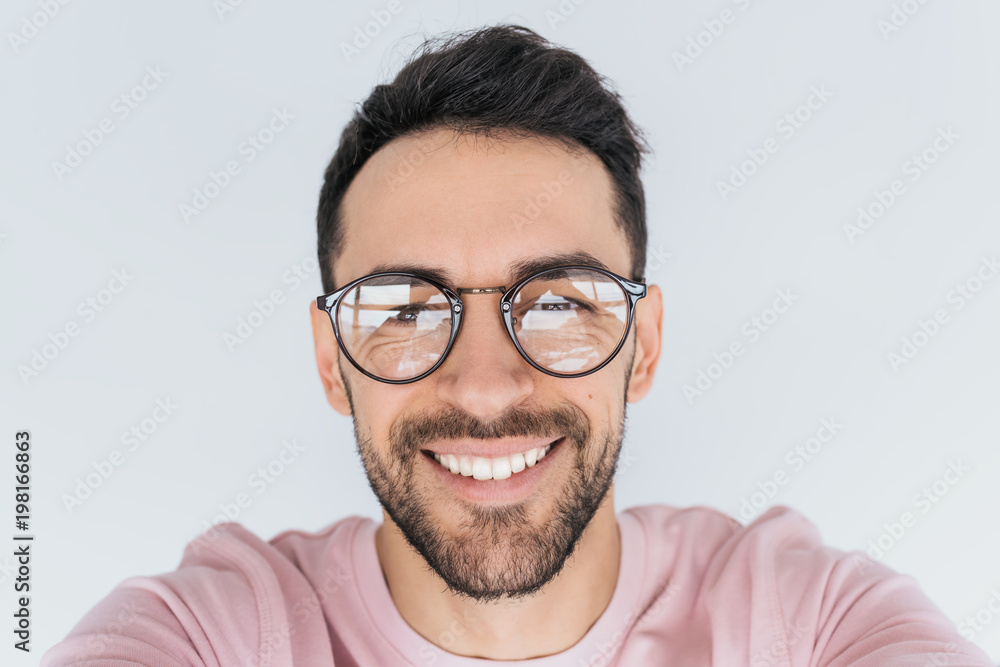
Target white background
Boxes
[2,0,999,662]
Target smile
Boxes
[424,438,561,481]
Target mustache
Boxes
[388,403,591,453]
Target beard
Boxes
[348,392,628,604]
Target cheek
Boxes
[557,381,618,427]
[582,359,630,406]
[350,384,423,443]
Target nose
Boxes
[432,293,535,421]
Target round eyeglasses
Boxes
[315,265,646,384]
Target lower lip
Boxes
[422,438,565,505]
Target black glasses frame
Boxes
[315,264,647,384]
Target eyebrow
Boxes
[365,251,614,289]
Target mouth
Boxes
[421,437,564,482]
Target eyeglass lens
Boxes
[335,268,629,381]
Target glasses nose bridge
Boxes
[452,285,512,330]
[455,285,507,295]
[447,284,518,356]
[451,284,510,331]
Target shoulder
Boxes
[622,503,992,664]
[42,516,372,666]
[171,515,373,633]
[623,502,880,598]
[624,502,825,564]
[180,514,369,577]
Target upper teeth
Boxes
[433,443,554,481]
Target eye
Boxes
[392,305,424,323]
[537,301,575,311]
[531,297,595,314]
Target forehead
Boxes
[335,128,631,288]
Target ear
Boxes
[626,283,663,402]
[309,301,353,416]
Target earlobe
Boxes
[626,284,663,402]
[309,302,353,416]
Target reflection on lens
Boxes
[511,268,628,374]
[337,275,452,380]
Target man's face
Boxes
[311,128,660,603]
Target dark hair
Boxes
[316,24,650,292]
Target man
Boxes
[43,24,992,666]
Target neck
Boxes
[374,490,621,660]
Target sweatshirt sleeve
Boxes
[715,506,995,667]
[40,522,337,667]
[810,550,994,666]
[39,577,230,667]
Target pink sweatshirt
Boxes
[42,505,993,666]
